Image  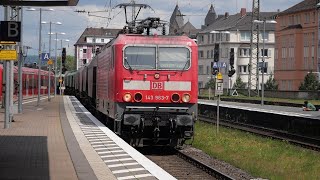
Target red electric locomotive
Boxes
[67,4,198,147]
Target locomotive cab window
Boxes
[123,46,190,70]
[124,47,156,69]
[158,47,190,70]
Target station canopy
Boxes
[0,0,79,6]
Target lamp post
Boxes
[55,38,70,95]
[43,21,61,101]
[51,32,66,96]
[210,30,230,134]
[253,19,277,106]
[26,8,54,106]
[317,3,320,72]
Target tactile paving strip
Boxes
[70,97,157,180]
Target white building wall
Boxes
[197,30,275,90]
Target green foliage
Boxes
[299,73,319,91]
[192,121,320,179]
[57,55,76,72]
[205,78,215,89]
[264,74,278,90]
[233,76,246,89]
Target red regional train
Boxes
[0,64,55,101]
[65,18,198,147]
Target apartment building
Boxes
[197,7,277,90]
[74,27,120,70]
[275,0,319,90]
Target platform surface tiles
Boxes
[65,96,176,180]
[199,99,320,120]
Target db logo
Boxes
[151,82,164,90]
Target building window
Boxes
[93,38,96,43]
[206,66,210,75]
[216,34,221,42]
[226,34,230,41]
[83,49,87,53]
[240,31,251,41]
[207,34,210,44]
[101,39,104,43]
[305,13,310,23]
[207,50,210,58]
[198,35,204,43]
[289,15,294,25]
[199,50,204,58]
[238,65,247,74]
[211,50,214,58]
[260,49,269,57]
[198,65,204,75]
[83,59,87,64]
[275,48,278,60]
[239,48,251,57]
[261,31,269,41]
[198,82,203,88]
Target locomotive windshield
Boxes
[124,47,156,69]
[158,47,190,70]
[124,46,190,70]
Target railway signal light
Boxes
[211,62,219,75]
[228,68,235,77]
[212,67,219,75]
[229,48,234,66]
[62,47,66,65]
[214,44,219,62]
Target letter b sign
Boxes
[0,21,21,42]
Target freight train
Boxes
[65,16,198,147]
[0,65,55,101]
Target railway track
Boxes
[199,115,320,151]
[138,147,235,180]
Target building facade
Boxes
[275,0,319,90]
[74,27,121,70]
[197,7,277,90]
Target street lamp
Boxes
[253,19,277,106]
[50,32,66,96]
[26,7,54,106]
[43,21,62,101]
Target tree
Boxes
[205,78,215,89]
[233,76,246,89]
[299,73,319,91]
[264,74,278,90]
[57,55,76,72]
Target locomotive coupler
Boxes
[153,117,161,142]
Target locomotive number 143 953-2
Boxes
[145,95,169,101]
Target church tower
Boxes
[204,4,217,27]
[169,4,184,35]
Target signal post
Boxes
[215,72,223,134]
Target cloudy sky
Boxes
[0,0,302,56]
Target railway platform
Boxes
[0,96,175,180]
[199,99,320,120]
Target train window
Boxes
[158,47,190,70]
[124,47,156,69]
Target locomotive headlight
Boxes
[171,93,180,103]
[182,93,191,103]
[134,92,143,102]
[123,93,132,102]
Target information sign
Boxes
[215,79,224,96]
[0,49,17,60]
